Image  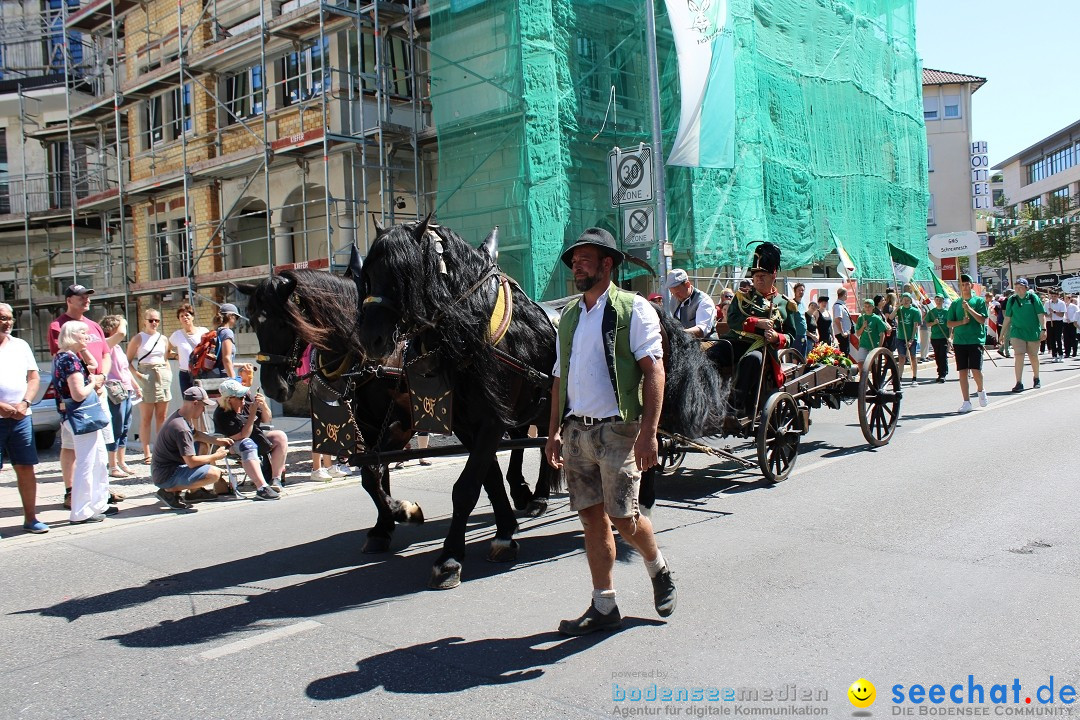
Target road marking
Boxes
[196,620,322,661]
[910,375,1080,435]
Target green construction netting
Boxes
[429,0,929,300]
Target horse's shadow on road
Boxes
[306,624,661,699]
[21,512,588,650]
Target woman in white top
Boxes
[127,308,173,464]
[168,303,208,394]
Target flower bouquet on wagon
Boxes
[805,342,853,368]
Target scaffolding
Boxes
[0,0,432,356]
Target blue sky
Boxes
[916,0,1080,166]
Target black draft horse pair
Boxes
[240,222,558,589]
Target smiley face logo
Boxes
[848,678,876,708]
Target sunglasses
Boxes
[148,318,161,324]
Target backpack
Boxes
[189,329,223,378]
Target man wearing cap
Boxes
[853,298,888,365]
[716,242,797,418]
[1000,278,1045,392]
[213,378,288,498]
[545,227,676,635]
[924,294,950,383]
[152,386,235,511]
[946,273,989,412]
[665,268,716,338]
[48,285,121,510]
[894,292,923,384]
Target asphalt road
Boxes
[2,355,1079,720]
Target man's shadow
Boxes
[306,624,661,699]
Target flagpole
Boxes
[645,0,669,296]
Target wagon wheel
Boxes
[858,347,902,447]
[777,348,804,366]
[756,392,800,483]
[657,434,686,476]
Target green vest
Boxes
[558,283,643,421]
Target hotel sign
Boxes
[971,141,991,210]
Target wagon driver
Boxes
[714,242,797,418]
[545,227,677,635]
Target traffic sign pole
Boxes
[645,0,669,296]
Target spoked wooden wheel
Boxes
[657,435,686,476]
[756,392,800,483]
[858,347,902,446]
[777,348,804,365]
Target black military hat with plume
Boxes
[748,241,782,274]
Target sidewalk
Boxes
[0,416,378,544]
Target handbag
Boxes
[104,380,128,405]
[65,391,111,435]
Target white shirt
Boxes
[554,289,663,419]
[0,335,38,412]
[832,300,852,333]
[169,327,209,369]
[1065,302,1079,324]
[1048,299,1067,321]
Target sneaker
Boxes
[71,514,105,524]
[936,377,945,384]
[1033,377,1041,388]
[332,464,355,476]
[558,604,623,636]
[310,467,333,482]
[156,488,193,511]
[22,520,49,534]
[63,489,71,510]
[1012,382,1023,393]
[978,391,988,408]
[270,476,285,491]
[393,461,406,470]
[909,378,918,386]
[651,567,678,618]
[327,465,348,478]
[103,506,120,516]
[255,486,280,501]
[957,401,973,413]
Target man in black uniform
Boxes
[712,242,797,418]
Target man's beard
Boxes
[574,273,601,292]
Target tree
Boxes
[1026,195,1079,273]
[982,201,1028,285]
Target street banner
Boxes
[888,242,919,284]
[663,0,736,168]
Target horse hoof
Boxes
[523,498,548,518]
[510,485,532,511]
[361,536,392,554]
[429,560,462,590]
[487,538,519,563]
[394,500,425,524]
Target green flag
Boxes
[888,243,919,284]
[932,272,960,302]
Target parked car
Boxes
[30,381,61,451]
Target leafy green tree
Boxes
[1026,195,1078,274]
[982,201,1027,285]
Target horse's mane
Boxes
[255,269,364,358]
[365,222,552,424]
[655,308,729,437]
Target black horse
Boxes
[353,218,559,589]
[238,269,424,554]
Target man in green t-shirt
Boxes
[1000,277,1046,392]
[946,273,988,412]
[924,294,950,382]
[853,298,888,365]
[894,292,923,384]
